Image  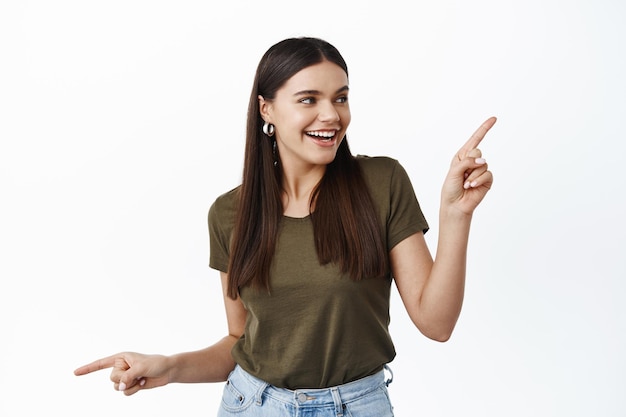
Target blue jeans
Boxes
[217,365,395,417]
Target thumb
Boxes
[118,375,147,394]
[115,357,144,392]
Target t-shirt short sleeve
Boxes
[357,156,429,252]
[386,159,429,250]
[209,156,429,389]
[207,187,239,273]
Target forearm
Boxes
[168,335,238,383]
[419,207,472,340]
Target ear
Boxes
[258,95,273,123]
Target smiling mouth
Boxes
[305,130,337,141]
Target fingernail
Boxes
[140,379,146,387]
[118,382,126,391]
[470,181,478,188]
[464,181,470,189]
[475,158,486,164]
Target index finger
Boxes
[73,354,120,376]
[457,116,497,158]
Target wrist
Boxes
[439,203,473,224]
[164,354,181,384]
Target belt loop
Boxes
[330,387,344,417]
[255,381,268,406]
[383,364,394,387]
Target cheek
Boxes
[278,108,310,125]
[341,109,351,126]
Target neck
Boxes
[280,165,325,217]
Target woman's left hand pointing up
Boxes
[441,116,497,215]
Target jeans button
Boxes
[297,392,307,403]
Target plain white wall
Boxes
[1,0,624,416]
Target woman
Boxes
[74,37,496,416]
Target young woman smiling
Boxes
[75,37,496,417]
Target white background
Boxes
[1,0,625,416]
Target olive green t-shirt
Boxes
[208,156,428,389]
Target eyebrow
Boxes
[293,85,349,97]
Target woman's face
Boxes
[260,60,351,172]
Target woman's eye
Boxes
[300,97,315,104]
[336,96,348,103]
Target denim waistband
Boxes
[230,364,393,409]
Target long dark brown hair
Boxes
[227,37,387,299]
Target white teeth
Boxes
[306,130,336,138]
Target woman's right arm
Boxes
[74,272,247,396]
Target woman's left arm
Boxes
[391,117,496,342]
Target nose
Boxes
[317,100,340,123]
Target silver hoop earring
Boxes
[262,122,275,137]
[263,122,275,136]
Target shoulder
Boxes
[356,154,401,171]
[355,155,406,185]
[208,185,240,225]
[355,154,419,207]
[208,186,240,269]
